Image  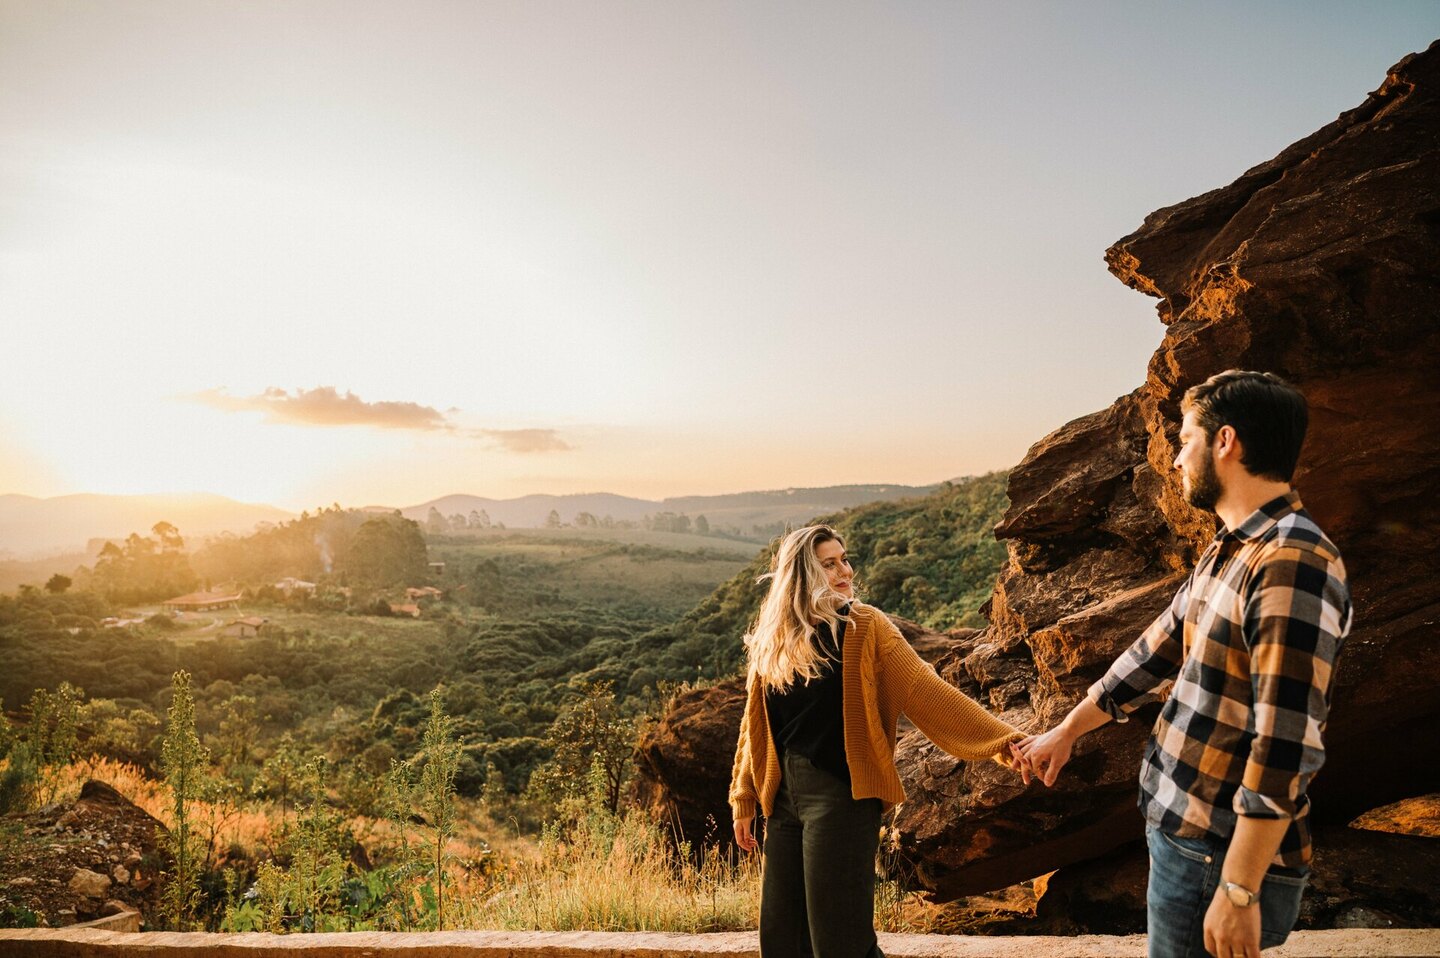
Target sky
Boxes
[2,1,1436,511]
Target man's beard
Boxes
[1184,447,1222,512]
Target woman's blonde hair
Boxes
[744,524,852,692]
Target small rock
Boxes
[67,867,112,898]
[8,876,36,887]
[123,852,142,868]
[101,900,130,917]
[56,810,81,829]
[112,864,130,885]
[1335,905,1402,928]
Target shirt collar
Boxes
[1219,489,1303,542]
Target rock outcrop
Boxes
[891,38,1440,900]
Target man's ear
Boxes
[1213,424,1240,462]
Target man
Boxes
[1012,370,1352,958]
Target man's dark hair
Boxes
[1182,370,1309,482]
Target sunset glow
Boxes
[3,2,1435,511]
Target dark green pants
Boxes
[760,751,885,958]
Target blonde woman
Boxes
[729,524,1022,957]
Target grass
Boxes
[462,811,761,932]
[49,755,976,935]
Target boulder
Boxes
[632,677,747,848]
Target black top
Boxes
[764,610,850,785]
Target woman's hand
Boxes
[1011,726,1076,787]
[734,815,758,853]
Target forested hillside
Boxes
[630,470,1011,680]
[1,472,1009,810]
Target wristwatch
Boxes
[1223,881,1258,907]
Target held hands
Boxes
[1007,724,1078,787]
[733,816,758,853]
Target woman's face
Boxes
[814,538,854,599]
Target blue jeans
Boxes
[1145,825,1308,957]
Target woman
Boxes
[729,524,1022,958]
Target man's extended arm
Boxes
[1012,575,1191,786]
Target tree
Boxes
[694,514,710,535]
[425,508,449,535]
[529,681,636,816]
[448,513,468,531]
[153,521,185,552]
[90,524,198,603]
[545,509,561,529]
[469,509,490,529]
[342,516,428,588]
[44,574,72,595]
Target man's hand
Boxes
[1203,885,1261,958]
[1011,725,1077,787]
[733,815,758,853]
[1011,697,1112,787]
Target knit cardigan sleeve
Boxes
[880,616,1022,764]
[728,676,758,821]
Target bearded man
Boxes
[1012,369,1352,958]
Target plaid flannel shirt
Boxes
[1089,491,1351,868]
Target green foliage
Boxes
[527,682,638,820]
[628,471,1013,683]
[91,523,200,604]
[0,740,39,816]
[160,670,209,931]
[191,505,363,588]
[0,901,40,929]
[344,515,428,589]
[836,471,1010,629]
[25,681,84,804]
[417,687,461,930]
[236,757,350,933]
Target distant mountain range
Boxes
[0,483,946,558]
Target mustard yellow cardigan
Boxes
[729,602,1022,821]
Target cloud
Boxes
[188,387,573,452]
[476,428,572,453]
[188,386,452,431]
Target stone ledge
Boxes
[0,929,1438,958]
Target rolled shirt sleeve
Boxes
[1087,575,1191,722]
[1234,546,1351,820]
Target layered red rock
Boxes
[894,39,1440,899]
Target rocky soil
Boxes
[0,780,167,928]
